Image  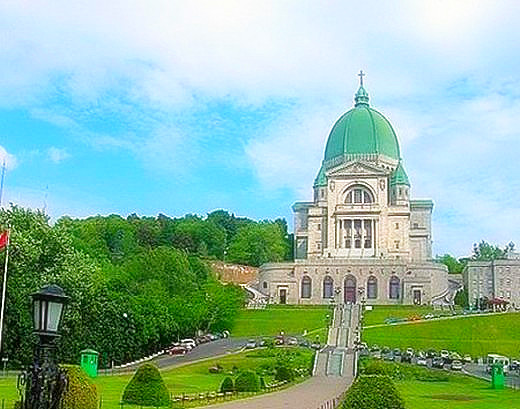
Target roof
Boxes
[323,84,401,166]
[313,166,327,187]
[390,161,410,186]
[80,349,99,355]
[410,199,434,209]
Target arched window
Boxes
[367,276,378,299]
[389,276,400,300]
[301,276,312,299]
[345,185,374,204]
[323,276,334,299]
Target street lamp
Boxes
[18,285,69,409]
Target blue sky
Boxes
[1,0,520,256]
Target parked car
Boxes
[417,357,428,366]
[299,339,310,348]
[393,348,402,359]
[181,339,196,350]
[401,353,412,363]
[450,352,462,362]
[168,345,188,356]
[432,357,445,368]
[406,348,414,356]
[510,360,520,371]
[275,336,284,345]
[417,351,426,359]
[287,337,298,346]
[440,350,450,360]
[463,355,472,364]
[451,360,463,371]
[246,339,257,349]
[311,342,321,350]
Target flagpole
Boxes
[0,228,9,355]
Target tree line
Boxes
[0,206,292,368]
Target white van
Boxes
[486,354,509,374]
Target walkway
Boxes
[209,305,360,408]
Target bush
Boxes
[275,365,295,382]
[342,376,404,409]
[259,376,266,389]
[61,365,98,409]
[234,370,261,392]
[122,363,169,407]
[220,377,235,393]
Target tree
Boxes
[472,241,505,261]
[227,222,288,266]
[436,254,465,274]
[342,376,404,409]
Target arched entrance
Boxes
[344,275,356,304]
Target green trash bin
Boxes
[80,349,99,378]
[491,363,505,389]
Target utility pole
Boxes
[0,160,6,208]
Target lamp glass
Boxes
[33,299,41,332]
[47,301,63,332]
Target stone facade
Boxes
[256,78,449,306]
[463,253,520,308]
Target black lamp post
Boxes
[18,285,69,409]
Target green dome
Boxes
[323,85,400,165]
[390,161,410,186]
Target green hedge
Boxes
[122,363,169,406]
[342,375,404,409]
[61,365,98,409]
[235,370,260,392]
[220,377,235,393]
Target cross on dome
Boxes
[358,70,365,87]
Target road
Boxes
[209,376,350,409]
[101,338,248,374]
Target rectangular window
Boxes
[354,189,362,203]
[395,240,400,249]
[345,239,351,248]
[317,242,321,250]
[317,223,321,231]
[395,223,399,230]
[413,223,419,229]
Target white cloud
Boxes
[0,146,17,170]
[47,147,70,163]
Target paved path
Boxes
[207,305,359,408]
[209,376,352,409]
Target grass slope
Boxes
[397,373,520,408]
[363,312,520,357]
[231,305,331,338]
[363,306,438,326]
[0,348,314,409]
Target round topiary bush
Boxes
[220,377,235,393]
[61,365,98,409]
[342,375,404,409]
[234,370,260,392]
[122,363,169,407]
[275,365,295,382]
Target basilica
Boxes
[257,74,449,305]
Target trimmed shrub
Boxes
[122,363,169,407]
[234,370,261,392]
[220,377,235,393]
[342,375,404,409]
[61,365,98,409]
[275,365,295,382]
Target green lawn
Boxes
[0,347,314,409]
[363,312,520,357]
[358,358,520,409]
[397,375,520,409]
[231,305,332,338]
[362,305,438,326]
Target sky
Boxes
[1,0,520,257]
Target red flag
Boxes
[0,231,8,251]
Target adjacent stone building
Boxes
[463,253,520,308]
[257,75,449,305]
